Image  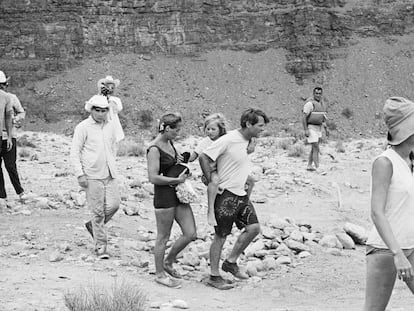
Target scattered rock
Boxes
[49,250,64,262]
[343,222,368,245]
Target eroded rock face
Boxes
[0,0,413,84]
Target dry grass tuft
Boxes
[275,137,295,150]
[17,134,37,148]
[64,280,147,311]
[117,138,145,157]
[335,141,346,153]
[18,148,31,158]
[287,142,305,157]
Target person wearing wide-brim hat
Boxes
[70,94,120,259]
[92,75,124,144]
[0,71,26,205]
[364,97,414,310]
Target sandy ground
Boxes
[1,131,414,311]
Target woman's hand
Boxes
[177,170,188,184]
[394,251,413,281]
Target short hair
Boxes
[240,108,269,128]
[313,87,323,93]
[203,113,228,137]
[159,113,182,133]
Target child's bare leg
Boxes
[207,173,219,226]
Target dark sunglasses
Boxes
[92,106,109,112]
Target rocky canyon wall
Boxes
[0,0,413,85]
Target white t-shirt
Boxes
[367,148,414,249]
[194,136,214,155]
[203,129,250,196]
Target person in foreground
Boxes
[70,95,120,259]
[364,97,414,311]
[146,113,197,289]
[199,108,269,290]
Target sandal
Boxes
[164,264,182,279]
[155,276,181,289]
[205,275,235,290]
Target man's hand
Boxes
[6,138,12,151]
[304,129,310,137]
[77,175,88,188]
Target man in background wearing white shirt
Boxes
[70,94,120,259]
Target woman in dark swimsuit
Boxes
[146,113,197,288]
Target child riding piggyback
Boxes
[189,113,256,226]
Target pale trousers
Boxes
[86,177,120,249]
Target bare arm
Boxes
[371,157,413,279]
[199,153,214,183]
[302,112,309,132]
[188,151,199,162]
[147,147,186,186]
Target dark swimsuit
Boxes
[147,144,180,209]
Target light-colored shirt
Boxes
[194,136,214,155]
[2,92,25,139]
[0,90,13,138]
[203,129,251,196]
[108,96,125,142]
[70,116,117,179]
[367,148,414,249]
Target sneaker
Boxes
[85,221,94,238]
[222,260,249,279]
[19,192,28,202]
[205,275,235,290]
[96,246,109,259]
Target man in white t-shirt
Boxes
[199,108,269,290]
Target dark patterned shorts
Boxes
[214,189,259,237]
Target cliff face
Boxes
[1,0,413,85]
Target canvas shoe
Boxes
[222,260,249,279]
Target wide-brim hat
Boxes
[97,75,120,89]
[0,71,10,84]
[384,97,414,145]
[85,95,109,112]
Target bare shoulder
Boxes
[372,156,393,177]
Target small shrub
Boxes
[138,110,154,129]
[64,280,147,311]
[341,107,353,119]
[17,135,37,148]
[117,138,145,157]
[335,141,346,153]
[287,143,305,157]
[276,137,294,150]
[18,148,31,158]
[326,120,337,131]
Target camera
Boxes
[100,86,110,96]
